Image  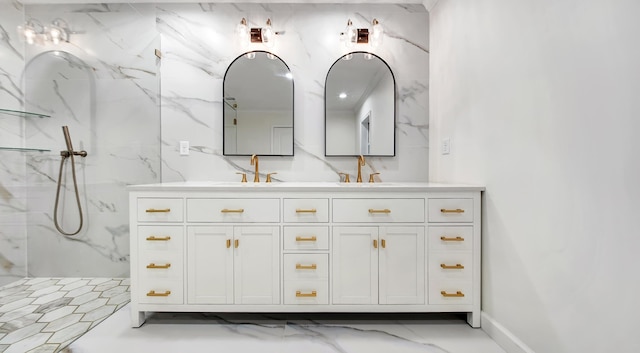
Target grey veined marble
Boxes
[0,3,428,280]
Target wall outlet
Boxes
[179,141,189,155]
[441,137,451,155]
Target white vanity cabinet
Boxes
[129,182,483,328]
[186,226,280,305]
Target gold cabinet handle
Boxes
[373,239,378,248]
[440,263,465,270]
[145,208,170,213]
[146,263,171,269]
[146,290,171,297]
[440,208,465,214]
[226,239,231,248]
[381,239,386,248]
[146,236,171,241]
[295,208,317,213]
[295,236,317,242]
[221,208,244,213]
[296,264,317,270]
[369,208,391,214]
[440,290,465,297]
[440,236,465,242]
[295,290,317,298]
[234,239,239,248]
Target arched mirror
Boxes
[223,51,294,156]
[325,52,395,156]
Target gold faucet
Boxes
[356,155,365,183]
[250,154,259,182]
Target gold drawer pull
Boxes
[296,264,317,270]
[226,239,231,248]
[146,290,171,297]
[440,263,464,270]
[146,263,171,269]
[441,290,465,297]
[440,236,465,242]
[235,239,239,248]
[145,208,170,213]
[381,239,386,248]
[295,236,317,242]
[368,208,391,214]
[296,290,317,298]
[296,208,317,213]
[221,208,244,213]
[440,208,465,214]
[373,239,378,248]
[146,236,171,241]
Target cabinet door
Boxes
[187,226,234,304]
[378,227,425,304]
[234,226,280,304]
[332,226,378,304]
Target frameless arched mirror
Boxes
[325,52,395,156]
[223,51,294,156]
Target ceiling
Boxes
[18,0,439,11]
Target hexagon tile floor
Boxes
[0,278,130,353]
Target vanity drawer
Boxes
[283,198,329,223]
[428,198,474,223]
[138,279,184,304]
[283,254,329,280]
[138,226,183,252]
[137,198,183,222]
[283,226,329,250]
[283,280,329,305]
[428,252,473,280]
[332,198,425,223]
[138,252,183,281]
[428,280,472,305]
[428,226,473,252]
[186,198,279,223]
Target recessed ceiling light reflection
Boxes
[339,92,347,99]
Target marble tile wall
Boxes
[0,2,429,284]
[159,3,429,182]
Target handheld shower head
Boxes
[62,126,73,152]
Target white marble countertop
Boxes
[127,181,485,192]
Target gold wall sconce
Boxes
[17,18,71,45]
[237,17,279,48]
[341,18,384,48]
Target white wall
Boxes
[429,0,640,352]
[357,71,395,155]
[326,110,358,155]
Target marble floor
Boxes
[65,308,507,353]
[0,278,507,353]
[0,278,130,353]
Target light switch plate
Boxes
[442,138,450,155]
[179,141,189,155]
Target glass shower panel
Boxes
[22,4,161,278]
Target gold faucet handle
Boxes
[266,172,277,183]
[339,172,351,183]
[369,172,380,183]
[236,172,247,183]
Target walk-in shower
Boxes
[53,125,87,235]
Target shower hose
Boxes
[53,145,86,236]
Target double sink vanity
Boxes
[128,180,484,328]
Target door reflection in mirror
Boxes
[223,51,294,156]
[325,52,395,156]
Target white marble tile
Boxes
[68,292,100,306]
[4,332,52,353]
[38,306,76,323]
[0,323,48,345]
[42,313,83,333]
[65,305,507,353]
[47,322,92,344]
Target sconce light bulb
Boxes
[262,18,274,47]
[370,18,383,47]
[237,17,249,47]
[345,19,356,47]
[50,27,61,44]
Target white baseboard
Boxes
[481,312,536,353]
